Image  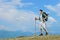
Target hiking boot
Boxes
[39,33,43,36]
[46,32,48,35]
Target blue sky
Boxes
[0,0,60,38]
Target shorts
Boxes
[40,22,46,29]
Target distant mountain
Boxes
[0,30,60,38]
[0,30,33,38]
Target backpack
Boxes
[42,12,48,22]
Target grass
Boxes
[0,35,60,40]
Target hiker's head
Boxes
[40,9,43,14]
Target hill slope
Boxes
[0,35,60,40]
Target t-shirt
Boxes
[39,14,43,22]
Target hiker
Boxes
[35,9,48,36]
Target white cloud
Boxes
[47,16,56,27]
[11,0,33,7]
[0,2,38,32]
[0,0,33,8]
[0,0,33,22]
[0,8,18,22]
[0,0,34,32]
[44,5,56,12]
[48,16,56,23]
[0,25,5,30]
[0,10,38,32]
[44,3,60,16]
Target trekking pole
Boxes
[35,17,36,36]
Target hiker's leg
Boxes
[43,22,48,35]
[40,25,43,34]
[39,22,43,36]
